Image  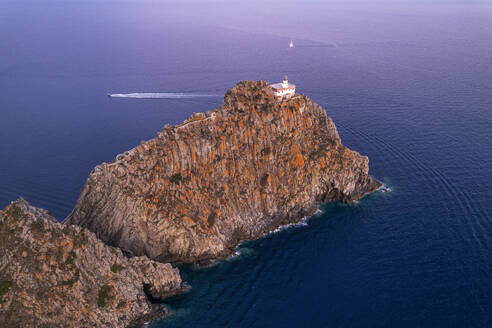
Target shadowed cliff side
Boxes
[0,199,186,328]
[68,80,380,264]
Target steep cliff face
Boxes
[68,81,380,264]
[0,199,185,328]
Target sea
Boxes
[1,1,492,327]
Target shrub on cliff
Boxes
[0,280,13,297]
[169,173,182,184]
[110,263,125,273]
[97,284,114,308]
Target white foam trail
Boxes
[108,92,220,99]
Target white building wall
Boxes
[273,88,295,97]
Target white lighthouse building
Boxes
[271,76,296,98]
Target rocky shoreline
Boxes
[1,80,380,327]
[0,199,186,328]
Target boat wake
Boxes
[107,92,220,99]
[295,44,337,48]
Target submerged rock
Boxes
[0,199,186,328]
[68,80,380,264]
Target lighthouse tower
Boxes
[271,76,296,98]
[282,76,289,88]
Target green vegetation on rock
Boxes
[97,284,114,308]
[169,173,182,184]
[110,262,125,273]
[0,280,13,297]
[65,250,77,266]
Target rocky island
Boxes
[0,199,186,328]
[68,80,380,264]
[0,80,380,327]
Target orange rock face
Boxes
[0,199,185,328]
[68,81,380,264]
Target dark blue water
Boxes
[1,1,492,327]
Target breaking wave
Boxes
[107,92,220,99]
[262,208,323,237]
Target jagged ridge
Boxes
[0,199,186,328]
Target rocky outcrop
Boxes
[0,199,186,328]
[68,80,380,264]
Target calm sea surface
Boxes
[1,1,492,327]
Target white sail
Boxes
[289,40,294,48]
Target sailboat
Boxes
[289,40,294,48]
